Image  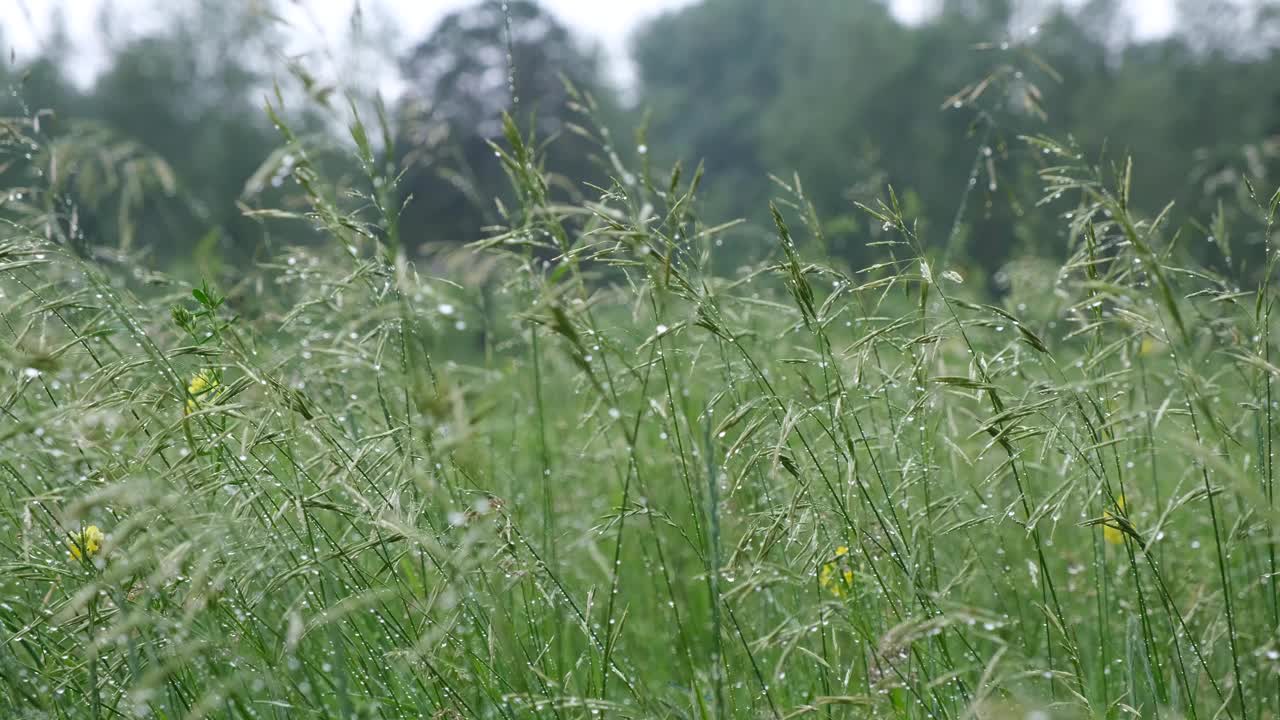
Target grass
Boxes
[2,77,1280,720]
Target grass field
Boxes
[3,105,1280,720]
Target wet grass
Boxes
[2,97,1280,720]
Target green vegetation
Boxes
[4,1,1280,718]
[5,1,1280,276]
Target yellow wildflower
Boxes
[819,545,855,597]
[1103,495,1126,545]
[68,525,104,561]
[185,369,220,414]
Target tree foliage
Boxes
[395,0,609,248]
[633,0,1280,276]
[3,0,1280,283]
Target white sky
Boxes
[5,0,1178,89]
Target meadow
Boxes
[3,96,1280,720]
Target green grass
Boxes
[3,98,1280,720]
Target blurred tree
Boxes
[633,0,803,241]
[396,0,614,249]
[632,0,1280,280]
[937,0,1014,24]
[1175,0,1255,56]
[1,1,310,269]
[0,9,86,118]
[634,0,1013,267]
[88,2,287,261]
[4,0,1280,287]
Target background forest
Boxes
[6,0,1280,287]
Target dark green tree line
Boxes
[3,0,1280,284]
